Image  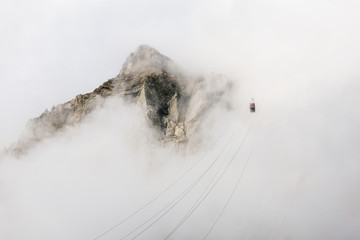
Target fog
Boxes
[1,0,360,239]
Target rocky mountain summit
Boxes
[9,45,232,156]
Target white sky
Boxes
[1,0,360,119]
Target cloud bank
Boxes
[1,0,360,239]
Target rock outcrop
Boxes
[9,45,232,156]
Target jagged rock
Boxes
[8,45,232,156]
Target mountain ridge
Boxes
[8,45,232,156]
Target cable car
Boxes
[250,98,255,112]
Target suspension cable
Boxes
[202,97,267,239]
[164,122,254,240]
[119,120,249,240]
[93,122,236,240]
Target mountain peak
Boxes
[135,44,162,57]
[120,45,172,75]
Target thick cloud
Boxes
[1,0,360,239]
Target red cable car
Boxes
[250,98,255,112]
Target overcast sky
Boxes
[1,0,360,239]
[1,0,360,125]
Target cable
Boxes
[165,97,267,239]
[95,97,260,240]
[93,122,235,240]
[174,118,252,228]
[201,96,267,239]
[162,125,249,239]
[164,120,255,239]
[239,174,279,240]
[119,120,249,240]
[202,146,255,240]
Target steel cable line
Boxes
[195,96,266,240]
[202,146,255,240]
[121,131,239,240]
[239,175,280,240]
[257,181,295,240]
[176,119,252,224]
[235,98,283,240]
[251,180,298,240]
[93,122,236,240]
[180,136,241,220]
[239,96,296,240]
[167,97,267,240]
[119,119,251,240]
[164,120,256,240]
[162,118,253,239]
[244,99,297,240]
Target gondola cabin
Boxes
[250,102,255,112]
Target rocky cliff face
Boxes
[10,45,232,156]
